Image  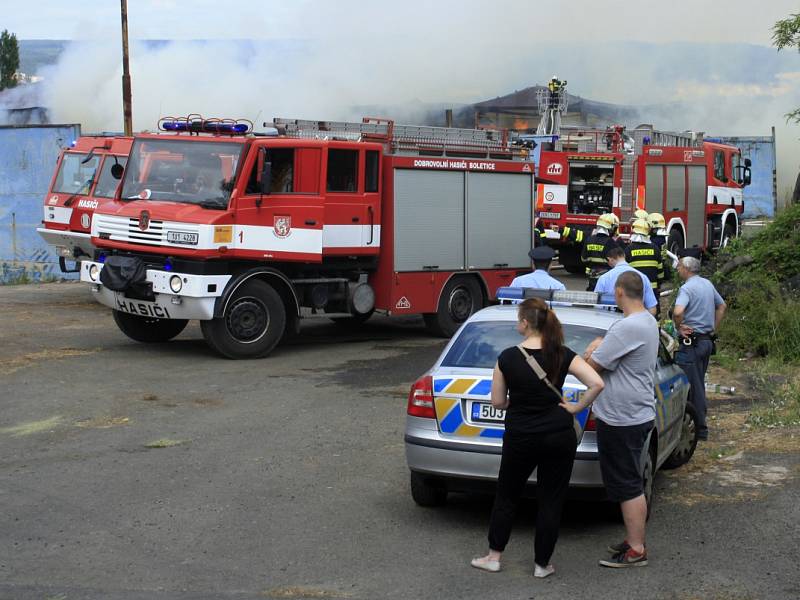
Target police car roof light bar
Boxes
[496,287,616,311]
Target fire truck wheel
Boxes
[668,229,684,256]
[200,279,286,359]
[424,277,483,338]
[720,223,735,248]
[112,311,188,343]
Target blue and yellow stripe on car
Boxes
[432,377,589,440]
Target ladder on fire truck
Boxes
[272,117,528,160]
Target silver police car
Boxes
[404,289,697,508]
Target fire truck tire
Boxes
[720,223,735,249]
[201,279,286,359]
[668,228,684,256]
[112,311,188,343]
[424,277,483,338]
[558,247,584,274]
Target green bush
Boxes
[712,205,800,363]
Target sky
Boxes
[2,0,799,196]
[2,0,798,44]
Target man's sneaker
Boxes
[598,547,648,568]
[607,540,630,555]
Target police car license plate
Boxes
[470,402,505,423]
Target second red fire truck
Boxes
[78,116,536,358]
[533,124,751,272]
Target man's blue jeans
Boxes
[675,338,714,439]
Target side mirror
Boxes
[744,158,752,168]
[743,167,752,187]
[260,161,273,195]
[111,162,124,180]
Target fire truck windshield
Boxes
[120,139,243,209]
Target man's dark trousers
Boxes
[675,338,713,440]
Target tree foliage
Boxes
[773,13,800,123]
[0,29,19,91]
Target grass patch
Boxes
[144,438,188,448]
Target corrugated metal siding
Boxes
[0,125,81,283]
[715,135,776,218]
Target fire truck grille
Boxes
[94,215,200,247]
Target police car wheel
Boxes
[201,279,286,359]
[424,277,483,338]
[662,402,699,469]
[410,472,447,507]
[112,310,188,343]
[643,445,656,522]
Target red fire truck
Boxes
[534,124,751,272]
[37,136,132,272]
[78,116,536,358]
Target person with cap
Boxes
[673,256,726,441]
[648,213,672,281]
[594,246,658,316]
[581,213,620,291]
[629,208,649,228]
[510,246,566,291]
[625,218,664,307]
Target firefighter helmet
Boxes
[632,218,651,236]
[596,213,617,233]
[630,209,649,224]
[648,212,666,231]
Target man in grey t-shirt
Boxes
[584,271,659,568]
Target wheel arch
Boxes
[666,218,686,242]
[720,208,739,238]
[214,267,300,321]
[433,271,488,310]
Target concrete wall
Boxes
[714,133,777,218]
[0,124,81,283]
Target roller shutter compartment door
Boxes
[393,169,465,272]
[645,165,664,213]
[466,172,532,269]
[686,165,707,247]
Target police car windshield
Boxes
[53,153,100,195]
[441,320,606,369]
[120,139,243,208]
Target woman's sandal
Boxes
[470,556,501,572]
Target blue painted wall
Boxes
[0,124,81,283]
[715,134,777,218]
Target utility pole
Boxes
[120,0,133,135]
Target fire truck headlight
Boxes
[88,264,99,281]
[169,275,183,294]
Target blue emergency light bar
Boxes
[158,115,253,135]
[496,286,616,310]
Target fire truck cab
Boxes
[37,136,132,272]
[80,117,535,358]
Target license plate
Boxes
[537,211,561,219]
[114,295,173,319]
[470,402,505,423]
[166,231,198,245]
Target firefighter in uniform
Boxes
[625,218,665,314]
[581,213,620,291]
[648,212,672,281]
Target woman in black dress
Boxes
[471,297,604,578]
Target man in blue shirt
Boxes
[510,246,566,290]
[594,247,658,315]
[673,256,727,441]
